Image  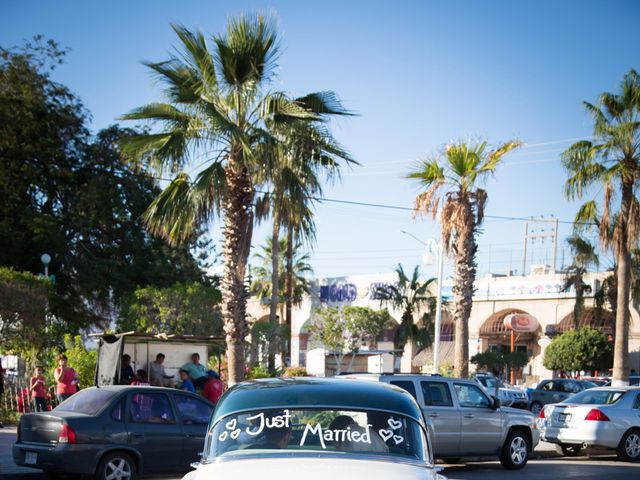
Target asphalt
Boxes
[0,423,562,479]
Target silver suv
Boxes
[344,373,539,469]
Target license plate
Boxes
[24,451,38,465]
[556,413,571,425]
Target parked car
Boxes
[539,386,640,461]
[474,373,529,409]
[343,373,539,469]
[528,378,597,415]
[13,386,214,479]
[183,377,446,480]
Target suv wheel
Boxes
[529,401,543,416]
[95,452,136,480]
[617,429,640,462]
[500,429,530,469]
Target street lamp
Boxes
[40,253,51,278]
[400,231,445,374]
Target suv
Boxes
[474,373,529,409]
[343,373,539,469]
[528,378,597,416]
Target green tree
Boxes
[543,327,613,374]
[309,306,392,374]
[121,16,350,384]
[0,39,207,336]
[375,264,437,360]
[562,69,640,384]
[471,350,505,377]
[119,281,224,339]
[408,139,522,377]
[0,267,52,353]
[562,235,599,329]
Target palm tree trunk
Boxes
[612,181,633,385]
[221,161,254,386]
[453,218,476,378]
[285,225,294,360]
[268,216,280,373]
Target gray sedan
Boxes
[13,386,214,480]
[539,386,640,460]
[528,378,597,415]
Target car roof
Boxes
[580,386,640,392]
[213,377,423,424]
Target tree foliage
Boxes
[543,327,613,373]
[0,267,51,353]
[0,38,208,337]
[309,306,392,374]
[120,282,223,337]
[471,350,530,377]
[53,334,98,389]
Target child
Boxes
[131,369,150,386]
[30,366,47,412]
[179,369,195,392]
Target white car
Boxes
[183,378,447,480]
[539,386,640,460]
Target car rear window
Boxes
[565,389,625,405]
[204,408,428,463]
[55,388,119,415]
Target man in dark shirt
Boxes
[119,354,135,385]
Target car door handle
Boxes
[428,413,439,418]
[463,413,474,418]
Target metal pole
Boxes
[433,242,445,374]
[552,218,559,272]
[522,222,528,275]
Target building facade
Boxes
[246,270,640,383]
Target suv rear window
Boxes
[390,381,417,400]
[421,381,453,407]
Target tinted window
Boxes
[111,398,125,421]
[421,381,453,407]
[454,383,491,408]
[540,381,554,391]
[175,395,213,425]
[561,381,581,394]
[629,377,639,386]
[390,381,417,400]
[55,388,118,415]
[634,394,640,409]
[129,393,175,424]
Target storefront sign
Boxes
[503,314,539,332]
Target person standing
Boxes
[181,353,208,388]
[0,358,4,428]
[149,353,175,387]
[203,370,224,404]
[29,366,48,412]
[53,355,78,403]
[131,369,150,386]
[119,354,135,385]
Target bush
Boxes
[543,327,612,373]
[283,366,308,377]
[246,365,271,379]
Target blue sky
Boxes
[2,0,639,279]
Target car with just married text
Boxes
[182,377,447,480]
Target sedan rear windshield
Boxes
[566,389,625,405]
[55,388,119,415]
[204,408,428,463]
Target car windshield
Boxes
[204,408,428,463]
[55,388,119,415]
[565,389,625,405]
[478,376,501,389]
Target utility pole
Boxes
[521,217,560,274]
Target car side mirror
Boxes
[491,396,500,409]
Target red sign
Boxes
[503,314,539,333]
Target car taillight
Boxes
[538,408,545,419]
[584,409,610,421]
[58,423,76,444]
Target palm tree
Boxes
[120,16,348,384]
[562,69,640,385]
[408,139,522,377]
[375,264,437,368]
[251,236,313,365]
[261,119,353,371]
[561,235,599,329]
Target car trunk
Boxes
[546,404,602,427]
[19,413,64,444]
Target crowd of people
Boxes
[119,352,224,405]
